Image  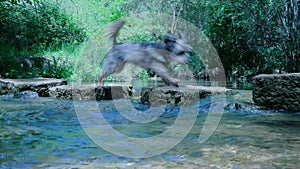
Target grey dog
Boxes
[98,20,192,86]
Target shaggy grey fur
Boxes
[98,20,192,86]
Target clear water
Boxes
[0,90,299,168]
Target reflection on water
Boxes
[0,90,299,168]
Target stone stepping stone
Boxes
[141,85,232,105]
[49,84,232,105]
[253,73,300,112]
[49,84,132,100]
[0,78,67,97]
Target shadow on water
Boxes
[0,80,299,168]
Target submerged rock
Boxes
[252,73,300,112]
[13,91,39,98]
[0,78,67,97]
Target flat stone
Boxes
[0,78,67,97]
[141,85,232,105]
[49,84,133,100]
[252,73,300,112]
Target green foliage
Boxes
[188,51,205,78]
[1,0,299,81]
[42,54,74,80]
[202,0,299,76]
[59,0,127,35]
[0,54,73,79]
[1,0,40,5]
[137,70,151,80]
[0,0,86,54]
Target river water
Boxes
[0,86,299,168]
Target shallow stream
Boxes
[0,87,299,168]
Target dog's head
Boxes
[163,33,192,64]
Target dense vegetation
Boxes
[0,0,86,53]
[0,0,299,81]
[0,0,85,79]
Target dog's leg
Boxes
[98,72,109,84]
[98,63,118,84]
[98,50,125,84]
[152,65,179,87]
[115,61,126,73]
[98,60,126,84]
[162,75,179,87]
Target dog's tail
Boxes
[104,20,125,45]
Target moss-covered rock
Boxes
[252,73,300,112]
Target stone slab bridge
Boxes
[49,84,232,105]
[0,78,232,105]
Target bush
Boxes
[0,54,74,80]
[0,0,86,54]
